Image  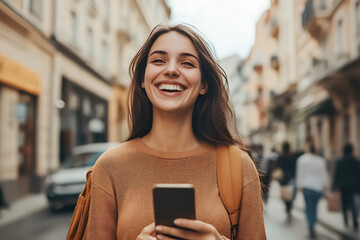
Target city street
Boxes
[265,197,341,240]
[0,196,348,240]
[0,206,73,240]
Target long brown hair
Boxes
[127,24,247,151]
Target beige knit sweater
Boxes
[86,138,266,239]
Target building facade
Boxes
[0,0,170,203]
[241,0,360,170]
[0,0,55,201]
[220,54,247,136]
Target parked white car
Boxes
[45,142,120,210]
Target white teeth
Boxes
[158,84,184,91]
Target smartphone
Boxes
[153,183,196,229]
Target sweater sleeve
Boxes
[237,152,266,240]
[85,153,118,239]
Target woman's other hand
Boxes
[155,219,223,240]
[137,223,157,240]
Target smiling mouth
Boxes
[157,83,185,92]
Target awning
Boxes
[0,55,41,95]
[308,98,335,116]
[292,98,335,123]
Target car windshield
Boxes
[62,152,103,168]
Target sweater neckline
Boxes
[134,138,212,159]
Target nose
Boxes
[164,61,179,78]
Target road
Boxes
[0,198,347,240]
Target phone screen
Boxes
[153,183,196,229]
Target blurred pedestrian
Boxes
[262,147,278,204]
[82,24,266,239]
[296,144,329,239]
[276,141,297,223]
[332,143,360,231]
[0,185,9,216]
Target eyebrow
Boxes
[149,50,199,61]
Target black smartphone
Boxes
[153,183,196,230]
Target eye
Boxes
[151,59,165,64]
[182,61,195,67]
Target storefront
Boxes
[59,78,108,162]
[0,55,40,200]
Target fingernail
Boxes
[155,226,162,231]
[174,219,182,225]
[157,234,164,239]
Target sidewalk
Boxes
[0,193,48,228]
[269,181,360,240]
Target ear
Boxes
[199,82,208,95]
[141,81,145,88]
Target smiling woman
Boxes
[142,31,206,115]
[82,24,266,240]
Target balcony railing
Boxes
[302,0,334,39]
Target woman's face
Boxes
[143,31,207,114]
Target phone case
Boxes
[153,183,196,229]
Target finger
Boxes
[174,218,214,233]
[156,225,197,240]
[156,234,176,240]
[143,222,156,234]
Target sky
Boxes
[168,0,270,59]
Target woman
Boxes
[85,24,265,239]
[296,144,329,239]
[276,141,297,223]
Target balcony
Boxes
[253,62,263,73]
[270,55,279,70]
[302,0,332,40]
[310,57,329,84]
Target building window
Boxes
[337,19,345,54]
[17,93,36,177]
[96,103,105,118]
[83,97,92,116]
[29,0,42,20]
[319,0,327,10]
[356,1,360,35]
[104,0,110,21]
[102,41,108,71]
[88,0,97,17]
[86,27,94,58]
[70,11,78,44]
[68,91,79,111]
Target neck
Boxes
[142,109,201,152]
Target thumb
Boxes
[142,222,156,234]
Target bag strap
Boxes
[66,167,93,240]
[83,167,93,194]
[216,145,243,240]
